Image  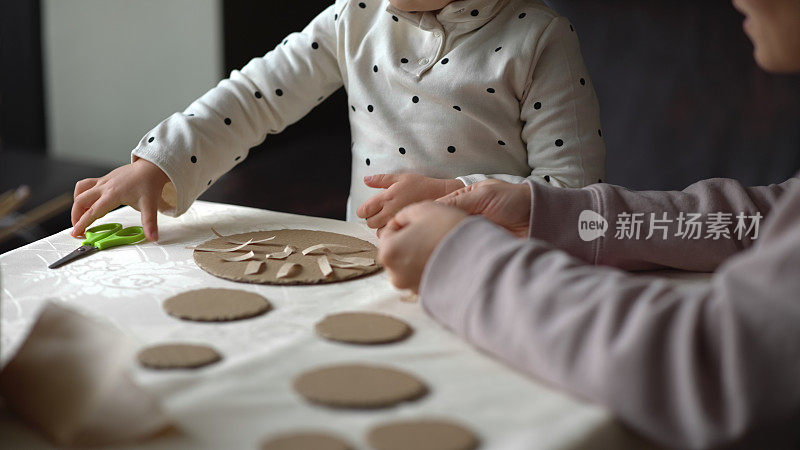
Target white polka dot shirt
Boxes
[132,0,605,220]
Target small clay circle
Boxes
[315,312,412,344]
[293,363,427,409]
[137,343,221,369]
[260,431,353,450]
[163,288,271,322]
[367,419,480,450]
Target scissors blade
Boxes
[48,245,98,269]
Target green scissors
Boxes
[49,223,146,269]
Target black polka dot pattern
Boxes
[283,39,288,45]
[317,96,324,101]
[487,88,495,93]
[311,42,319,49]
[187,113,195,116]
[373,65,378,73]
[392,15,398,22]
[495,46,502,52]
[533,102,542,110]
[366,158,371,165]
[544,175,551,182]
[598,179,603,183]
[224,118,232,125]
[412,96,419,103]
[555,139,564,147]
[570,24,574,31]
[148,137,155,143]
[275,89,283,96]
[447,145,456,153]
[367,105,374,112]
[580,78,586,85]
[470,9,479,16]
[441,58,449,65]
[398,147,406,155]
[518,12,527,19]
[401,58,408,63]
[453,105,461,111]
[208,180,212,186]
[235,156,241,161]
[598,129,602,137]
[358,2,366,8]
[254,91,262,99]
[191,155,197,163]
[335,13,338,20]
[498,140,506,145]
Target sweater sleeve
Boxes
[419,191,800,448]
[458,16,605,188]
[131,3,343,216]
[526,176,800,271]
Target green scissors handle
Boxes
[83,223,146,250]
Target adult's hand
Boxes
[379,201,468,292]
[436,179,532,237]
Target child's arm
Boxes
[459,16,606,188]
[72,3,343,238]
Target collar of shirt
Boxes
[386,0,508,33]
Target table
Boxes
[1,201,682,449]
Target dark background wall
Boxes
[546,0,800,189]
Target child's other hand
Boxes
[357,174,464,234]
[71,158,170,241]
[436,179,532,238]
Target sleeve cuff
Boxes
[131,145,186,217]
[524,179,601,265]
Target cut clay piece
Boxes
[163,288,271,322]
[317,255,333,277]
[276,262,301,279]
[260,431,353,450]
[137,343,221,370]
[212,227,276,245]
[244,260,264,275]
[314,312,412,345]
[293,363,427,409]
[194,229,381,285]
[222,250,255,262]
[366,419,480,450]
[266,246,295,260]
[301,243,364,255]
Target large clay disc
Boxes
[193,229,381,285]
[163,288,271,322]
[366,419,480,450]
[315,312,412,344]
[260,431,353,450]
[293,363,427,409]
[137,343,222,370]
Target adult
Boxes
[379,0,800,448]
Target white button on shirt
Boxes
[132,0,605,221]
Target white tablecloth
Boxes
[1,201,670,449]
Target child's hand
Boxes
[71,158,170,241]
[357,174,464,234]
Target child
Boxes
[71,0,604,240]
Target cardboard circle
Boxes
[193,229,381,285]
[163,288,271,322]
[260,431,353,450]
[314,312,412,344]
[293,363,427,409]
[137,343,221,369]
[366,419,480,450]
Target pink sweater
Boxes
[420,175,800,449]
